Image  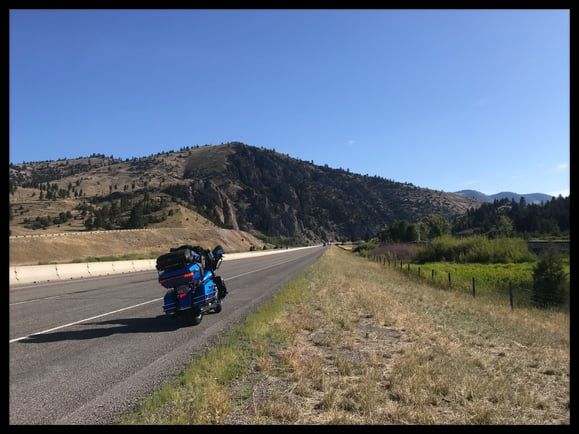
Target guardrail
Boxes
[9,245,320,287]
[9,228,159,239]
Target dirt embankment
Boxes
[10,227,265,265]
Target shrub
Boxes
[352,239,378,256]
[369,242,425,261]
[532,249,567,308]
[415,235,535,264]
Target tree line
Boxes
[83,192,170,230]
[377,195,569,242]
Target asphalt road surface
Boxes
[9,246,325,424]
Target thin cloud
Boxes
[555,163,569,172]
[347,140,356,146]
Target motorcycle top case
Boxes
[156,248,201,272]
[158,262,202,289]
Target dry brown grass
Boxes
[9,226,264,265]
[124,246,569,425]
[225,247,569,424]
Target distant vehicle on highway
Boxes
[156,245,227,325]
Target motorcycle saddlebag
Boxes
[214,275,228,299]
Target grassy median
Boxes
[122,246,569,424]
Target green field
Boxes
[394,259,569,309]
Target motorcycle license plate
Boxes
[177,285,189,299]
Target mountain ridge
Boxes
[454,189,554,204]
[10,142,479,242]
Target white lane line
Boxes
[9,251,317,344]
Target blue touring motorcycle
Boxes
[156,245,227,325]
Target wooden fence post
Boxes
[431,269,435,281]
[448,272,451,288]
[418,267,421,278]
[472,277,475,297]
[509,284,514,310]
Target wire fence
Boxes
[363,253,569,312]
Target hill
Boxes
[455,190,553,204]
[9,143,478,243]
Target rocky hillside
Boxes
[9,143,478,242]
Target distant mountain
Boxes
[454,190,553,205]
[453,190,489,203]
[9,143,478,242]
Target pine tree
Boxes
[84,217,94,230]
[128,204,146,228]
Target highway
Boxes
[9,246,325,424]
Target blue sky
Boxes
[10,10,569,196]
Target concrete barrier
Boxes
[10,264,60,286]
[54,263,92,281]
[113,261,137,274]
[9,245,321,287]
[86,262,117,278]
[132,259,156,272]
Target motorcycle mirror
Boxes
[212,245,224,258]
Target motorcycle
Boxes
[156,245,228,325]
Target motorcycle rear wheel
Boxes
[212,301,222,313]
[191,309,203,325]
